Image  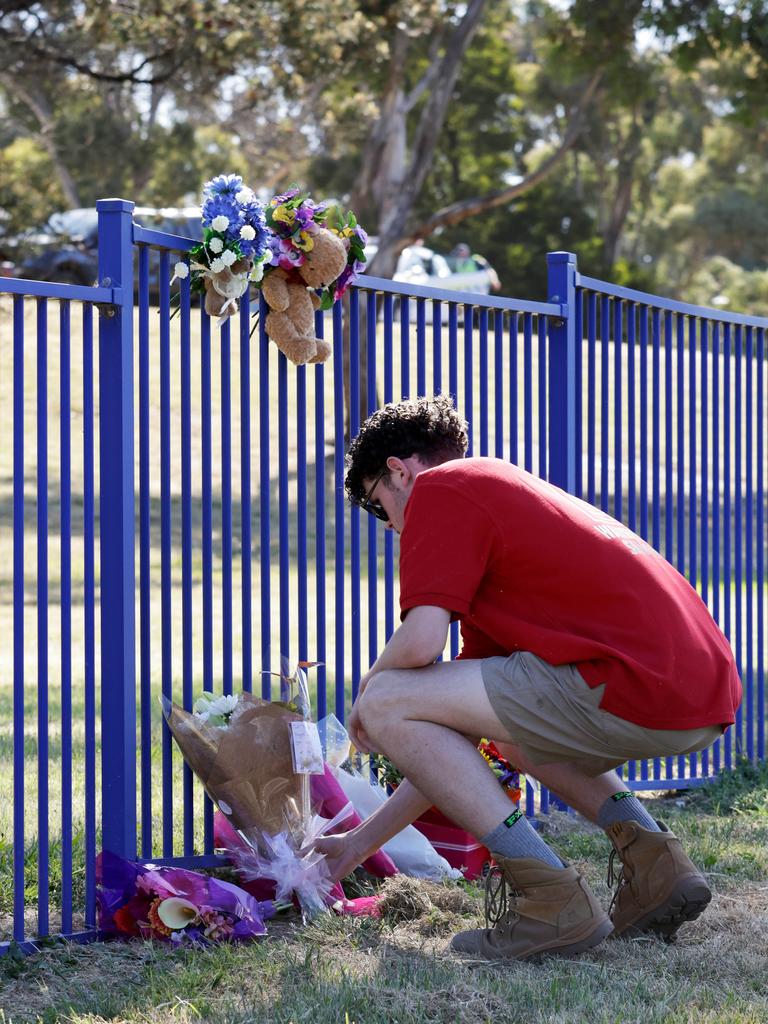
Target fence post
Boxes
[97,198,137,859]
[546,251,578,494]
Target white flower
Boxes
[220,248,236,267]
[207,693,238,717]
[210,257,225,273]
[211,215,229,231]
[239,225,256,241]
[208,237,224,254]
[173,261,189,279]
[250,262,265,283]
[236,187,254,204]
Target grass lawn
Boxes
[1,762,768,1024]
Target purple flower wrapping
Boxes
[96,850,274,943]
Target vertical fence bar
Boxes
[700,319,710,776]
[546,252,577,495]
[574,293,583,499]
[96,198,137,860]
[464,308,474,456]
[221,319,233,697]
[587,294,596,505]
[13,296,25,940]
[449,303,459,657]
[416,298,426,398]
[509,312,518,467]
[676,314,686,780]
[333,302,346,718]
[613,299,622,521]
[180,274,194,853]
[652,310,661,552]
[433,301,442,395]
[350,291,361,700]
[60,300,73,932]
[278,348,290,698]
[83,303,96,922]
[745,326,754,761]
[138,246,152,858]
[240,292,254,690]
[159,248,173,856]
[538,315,547,480]
[734,326,743,756]
[494,311,503,459]
[600,295,610,513]
[639,306,649,541]
[523,314,533,473]
[367,292,378,669]
[664,312,674,566]
[712,322,721,774]
[627,303,636,533]
[400,296,410,399]
[479,308,488,456]
[687,316,699,779]
[313,309,327,716]
[200,299,214,847]
[296,358,308,666]
[384,297,395,644]
[36,297,49,934]
[723,324,732,770]
[756,328,765,762]
[259,296,272,700]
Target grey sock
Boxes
[597,791,660,833]
[481,810,563,868]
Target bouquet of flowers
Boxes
[373,740,522,805]
[171,173,269,325]
[258,187,368,309]
[96,850,276,945]
[163,662,343,919]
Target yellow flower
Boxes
[272,205,295,225]
[295,231,315,252]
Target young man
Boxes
[316,396,741,961]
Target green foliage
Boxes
[0,137,67,237]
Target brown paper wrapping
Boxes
[164,692,305,838]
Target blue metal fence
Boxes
[1,198,765,952]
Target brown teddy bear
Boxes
[261,228,348,365]
[203,257,252,321]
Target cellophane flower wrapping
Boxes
[96,850,275,944]
[163,667,340,920]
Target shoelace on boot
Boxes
[484,864,518,927]
[606,847,626,914]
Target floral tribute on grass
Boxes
[96,850,276,945]
[163,662,348,921]
[170,173,269,325]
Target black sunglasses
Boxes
[359,467,389,522]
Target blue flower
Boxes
[202,193,245,237]
[203,174,243,199]
[238,201,269,260]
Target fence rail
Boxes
[0,198,765,953]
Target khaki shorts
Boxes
[482,651,723,778]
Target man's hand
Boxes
[311,831,367,885]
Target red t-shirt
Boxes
[399,457,741,730]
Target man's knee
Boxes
[357,670,408,733]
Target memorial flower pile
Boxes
[97,850,275,945]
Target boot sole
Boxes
[452,917,614,962]
[523,916,615,962]
[613,877,712,942]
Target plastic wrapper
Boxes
[163,663,334,920]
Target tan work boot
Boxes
[607,820,711,940]
[451,856,613,962]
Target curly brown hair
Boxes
[345,395,468,504]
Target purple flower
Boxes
[271,187,301,205]
[294,203,319,231]
[353,225,368,246]
[334,264,356,301]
